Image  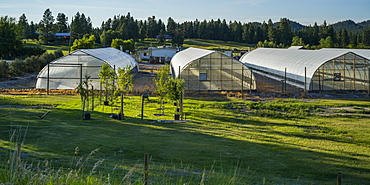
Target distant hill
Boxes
[272,20,307,31]
[331,20,370,33]
[243,19,369,33]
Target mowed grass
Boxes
[0,95,370,184]
[136,38,254,52]
[25,41,70,55]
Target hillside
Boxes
[331,19,370,33]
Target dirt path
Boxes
[0,74,37,89]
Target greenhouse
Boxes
[170,47,256,91]
[36,47,138,89]
[240,47,370,93]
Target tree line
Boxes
[2,9,370,60]
[17,9,370,48]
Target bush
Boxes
[9,59,26,76]
[0,60,9,78]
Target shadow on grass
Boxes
[1,105,369,184]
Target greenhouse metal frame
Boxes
[171,47,256,92]
[36,47,138,90]
[240,47,370,93]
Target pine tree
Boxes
[55,13,68,33]
[38,8,55,44]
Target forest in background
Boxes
[14,9,370,47]
[1,8,370,61]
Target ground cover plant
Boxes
[0,95,369,184]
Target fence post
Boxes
[141,95,144,120]
[337,171,342,185]
[47,63,50,95]
[144,153,149,185]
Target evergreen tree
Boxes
[166,17,177,36]
[28,21,38,39]
[147,16,157,38]
[71,12,92,40]
[38,8,55,44]
[277,18,292,45]
[138,20,147,40]
[55,13,68,33]
[363,28,370,46]
[0,16,23,59]
[18,14,29,39]
[171,29,184,47]
[267,19,277,43]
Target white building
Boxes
[137,46,178,63]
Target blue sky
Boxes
[1,0,369,27]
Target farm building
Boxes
[36,47,138,89]
[170,47,256,91]
[240,47,370,93]
[137,46,178,63]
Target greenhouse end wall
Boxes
[179,52,255,91]
[310,53,370,92]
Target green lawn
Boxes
[136,38,254,52]
[0,95,369,184]
[25,40,70,55]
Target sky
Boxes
[1,0,369,28]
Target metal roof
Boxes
[170,47,215,77]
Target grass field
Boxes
[136,38,254,52]
[25,40,70,55]
[25,38,253,56]
[0,95,369,184]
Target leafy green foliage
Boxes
[166,77,185,107]
[70,35,96,51]
[98,63,115,102]
[76,74,93,118]
[153,64,170,113]
[110,38,134,51]
[115,65,133,96]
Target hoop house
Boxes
[170,47,256,91]
[36,47,138,89]
[240,47,370,92]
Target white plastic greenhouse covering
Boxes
[240,47,370,91]
[171,47,214,78]
[36,47,138,89]
[170,47,256,91]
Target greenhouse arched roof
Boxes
[170,47,214,77]
[71,47,138,70]
[240,47,370,89]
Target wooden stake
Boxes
[144,153,149,185]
